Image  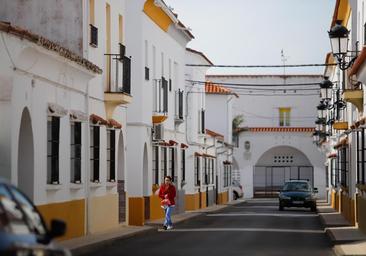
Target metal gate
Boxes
[253,166,314,197]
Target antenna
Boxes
[281,49,289,84]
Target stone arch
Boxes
[17,107,34,200]
[253,145,313,197]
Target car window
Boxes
[283,182,310,192]
[0,184,31,234]
[9,186,47,236]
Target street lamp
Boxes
[315,117,326,131]
[319,77,333,101]
[328,20,357,70]
[317,101,328,119]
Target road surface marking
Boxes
[158,228,325,234]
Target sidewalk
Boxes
[317,204,366,255]
[59,199,245,255]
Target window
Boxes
[279,108,291,127]
[153,77,168,114]
[145,40,149,80]
[338,145,349,188]
[47,116,60,184]
[0,185,31,234]
[357,129,366,184]
[169,148,175,182]
[203,158,208,185]
[152,146,159,185]
[175,89,184,120]
[181,149,186,182]
[211,159,215,185]
[194,156,200,186]
[90,126,100,182]
[9,186,46,236]
[199,109,205,134]
[161,147,167,183]
[89,0,97,47]
[71,122,82,183]
[223,163,232,187]
[107,129,116,182]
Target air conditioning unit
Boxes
[153,124,164,141]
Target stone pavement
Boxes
[317,202,366,255]
[58,199,245,255]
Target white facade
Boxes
[207,75,327,199]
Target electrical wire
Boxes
[186,63,337,68]
[186,79,321,87]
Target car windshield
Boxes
[282,182,310,192]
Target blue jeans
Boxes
[164,206,174,226]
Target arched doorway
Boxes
[253,146,313,197]
[18,108,34,200]
[117,132,126,223]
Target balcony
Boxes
[342,89,363,113]
[152,77,168,124]
[333,121,349,130]
[104,47,132,119]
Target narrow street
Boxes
[86,199,335,256]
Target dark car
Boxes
[0,178,70,255]
[278,180,318,212]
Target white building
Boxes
[206,75,327,199]
[124,0,194,225]
[0,0,132,239]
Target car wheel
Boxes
[279,205,284,211]
[311,205,317,212]
[233,191,239,200]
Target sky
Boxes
[164,0,336,75]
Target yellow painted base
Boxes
[217,191,229,205]
[200,192,207,209]
[149,195,165,220]
[185,193,200,211]
[89,193,119,234]
[128,197,145,226]
[37,199,85,241]
[358,196,366,234]
[340,193,356,225]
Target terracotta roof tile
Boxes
[205,81,239,98]
[248,127,315,133]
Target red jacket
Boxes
[158,184,176,206]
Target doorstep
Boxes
[58,224,153,256]
[334,240,366,256]
[326,226,366,244]
[319,211,351,228]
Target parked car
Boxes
[278,180,318,212]
[0,178,70,255]
[232,180,244,200]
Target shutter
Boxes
[93,126,100,182]
[201,109,205,134]
[179,90,184,119]
[162,77,168,113]
[123,56,131,94]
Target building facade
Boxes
[207,75,327,200]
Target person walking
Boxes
[158,176,176,230]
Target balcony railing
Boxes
[105,50,131,95]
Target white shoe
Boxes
[167,225,173,230]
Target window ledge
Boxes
[90,182,103,188]
[106,181,117,188]
[46,184,63,191]
[70,183,84,190]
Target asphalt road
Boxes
[85,199,335,256]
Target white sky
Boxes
[164,0,336,75]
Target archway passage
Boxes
[117,132,126,223]
[253,146,313,198]
[18,108,34,200]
